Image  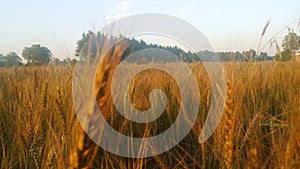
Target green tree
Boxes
[75,32,89,59]
[276,30,300,61]
[0,54,4,67]
[22,44,52,65]
[0,52,22,67]
[75,31,98,63]
[75,31,122,63]
[274,48,294,61]
[242,49,256,62]
[4,52,22,66]
[282,31,300,51]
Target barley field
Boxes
[0,60,299,169]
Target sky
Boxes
[0,0,299,59]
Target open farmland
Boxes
[0,62,299,169]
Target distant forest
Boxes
[0,31,275,67]
[74,31,273,64]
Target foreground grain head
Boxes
[223,72,236,169]
[70,38,130,169]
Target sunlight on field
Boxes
[0,62,299,168]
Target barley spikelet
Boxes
[250,88,255,105]
[29,143,41,169]
[70,39,130,169]
[110,108,114,126]
[41,81,49,141]
[55,86,68,133]
[256,20,270,60]
[223,73,235,169]
[241,113,261,146]
[45,146,56,169]
[285,140,293,169]
[41,80,48,110]
[274,40,282,60]
[246,147,258,169]
[261,20,270,37]
[29,124,43,169]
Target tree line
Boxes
[74,30,299,63]
[0,44,76,67]
[74,31,275,63]
[0,30,298,67]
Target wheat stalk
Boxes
[70,39,130,169]
[255,20,270,61]
[223,73,235,169]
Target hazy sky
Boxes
[0,0,299,58]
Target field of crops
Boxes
[0,61,299,169]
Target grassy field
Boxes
[0,61,299,169]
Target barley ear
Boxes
[223,73,235,169]
[70,39,130,169]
